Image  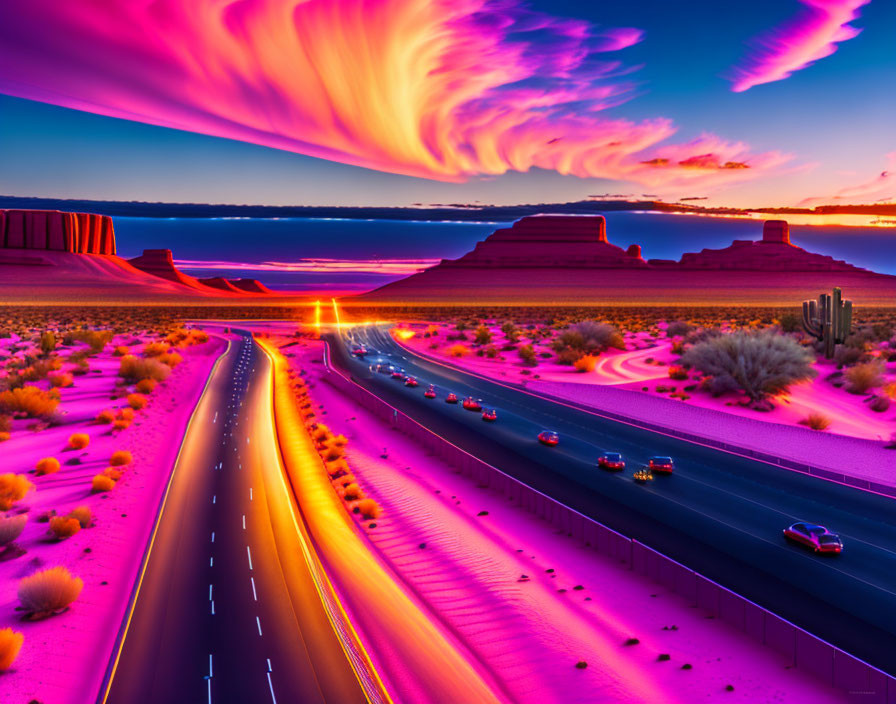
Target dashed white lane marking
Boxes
[242,515,246,530]
[256,616,263,636]
[212,495,216,504]
[210,557,214,567]
[247,546,253,570]
[250,488,253,501]
[267,672,277,704]
[211,531,215,543]
[209,584,213,600]
[251,577,258,601]
[211,600,215,615]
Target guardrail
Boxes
[323,357,896,703]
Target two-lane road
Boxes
[104,332,367,704]
[331,325,896,676]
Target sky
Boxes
[0,0,893,209]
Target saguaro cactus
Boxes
[801,287,852,358]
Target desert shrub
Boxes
[330,434,348,447]
[109,450,132,466]
[22,358,61,382]
[142,342,169,357]
[35,457,61,476]
[668,365,689,380]
[665,321,693,337]
[49,372,74,388]
[0,628,24,671]
[127,393,148,410]
[159,352,183,367]
[118,407,135,421]
[0,514,27,547]
[473,326,492,345]
[91,475,115,492]
[103,467,123,481]
[334,474,356,488]
[135,378,157,394]
[869,395,891,413]
[800,412,831,430]
[517,344,537,366]
[96,409,115,424]
[833,345,865,368]
[113,345,129,356]
[573,355,598,373]
[68,432,90,449]
[0,386,60,418]
[66,329,113,354]
[311,424,331,442]
[40,331,57,355]
[554,321,625,356]
[681,330,816,401]
[325,459,349,477]
[323,445,344,461]
[0,474,34,510]
[447,344,471,358]
[67,505,93,528]
[112,419,131,431]
[356,498,381,519]
[18,566,83,616]
[776,312,801,333]
[845,361,884,394]
[119,355,170,382]
[0,415,9,433]
[670,339,685,355]
[49,516,81,539]
[0,432,8,443]
[484,345,499,359]
[342,483,363,501]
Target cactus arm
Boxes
[801,300,821,337]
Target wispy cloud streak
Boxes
[0,0,786,190]
[174,258,441,275]
[730,0,869,92]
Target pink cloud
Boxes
[175,258,440,275]
[799,152,896,206]
[0,0,786,189]
[730,0,869,92]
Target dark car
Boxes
[482,408,497,422]
[375,363,394,375]
[598,452,625,471]
[405,376,419,387]
[445,393,458,404]
[462,397,482,411]
[648,456,674,474]
[424,385,437,399]
[537,430,559,446]
[783,523,843,554]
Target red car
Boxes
[783,523,843,554]
[648,456,674,474]
[537,430,559,446]
[462,397,482,411]
[391,369,406,380]
[445,393,458,404]
[598,453,625,471]
[351,346,368,357]
[424,386,437,399]
[405,377,419,387]
[482,409,497,422]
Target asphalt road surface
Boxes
[104,332,366,704]
[331,325,896,677]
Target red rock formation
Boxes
[626,244,642,259]
[1,209,115,254]
[230,278,273,294]
[128,249,217,291]
[199,277,247,293]
[762,219,790,245]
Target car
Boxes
[537,430,559,446]
[375,363,394,375]
[351,346,368,357]
[598,452,625,471]
[462,397,482,411]
[424,386,437,399]
[648,456,674,474]
[783,523,843,554]
[391,369,406,380]
[445,393,458,404]
[482,408,497,422]
[404,377,419,387]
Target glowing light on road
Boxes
[331,298,342,330]
[314,301,321,333]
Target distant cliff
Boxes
[1,209,115,254]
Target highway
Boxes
[331,324,896,676]
[104,331,367,704]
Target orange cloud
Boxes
[799,152,896,206]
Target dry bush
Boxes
[330,434,348,447]
[341,483,363,501]
[118,407,135,421]
[356,498,381,520]
[668,365,689,380]
[0,415,9,433]
[103,467,123,481]
[159,352,183,367]
[135,378,157,394]
[447,344,471,358]
[323,445,344,462]
[91,475,115,492]
[333,474,356,488]
[0,432,9,443]
[35,457,61,476]
[573,355,598,373]
[112,419,131,431]
[49,516,81,539]
[517,344,537,366]
[799,412,831,431]
[311,424,331,442]
[96,409,115,424]
[142,342,170,357]
[681,330,816,401]
[66,329,113,354]
[325,459,349,477]
[0,386,61,418]
[554,321,625,357]
[0,474,34,510]
[127,394,148,410]
[0,628,24,671]
[113,345,129,356]
[67,506,93,528]
[18,566,83,616]
[68,433,90,449]
[119,355,171,382]
[109,450,133,466]
[49,372,74,388]
[845,361,885,394]
[0,515,27,547]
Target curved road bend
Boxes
[331,325,896,676]
[105,332,367,704]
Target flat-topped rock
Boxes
[1,209,115,254]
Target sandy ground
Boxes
[286,335,847,704]
[0,332,226,703]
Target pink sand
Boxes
[0,333,226,703]
[288,335,847,704]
